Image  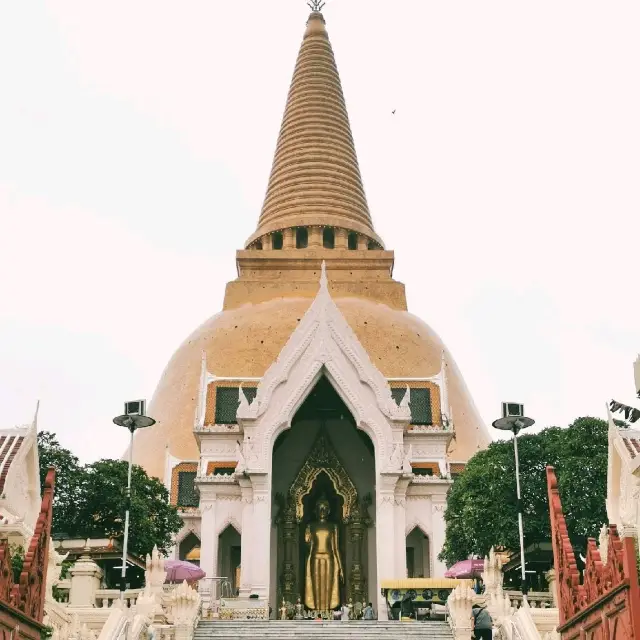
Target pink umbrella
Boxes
[164,560,206,584]
[444,558,485,579]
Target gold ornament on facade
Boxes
[289,430,357,522]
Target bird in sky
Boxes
[392,109,396,115]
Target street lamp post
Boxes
[114,400,155,599]
[493,404,535,597]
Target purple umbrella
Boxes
[164,560,206,584]
[444,558,485,579]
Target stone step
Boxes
[195,620,453,639]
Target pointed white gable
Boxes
[237,262,410,473]
[0,403,42,539]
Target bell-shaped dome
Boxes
[133,295,490,478]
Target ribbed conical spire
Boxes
[245,11,382,248]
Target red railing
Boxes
[547,465,640,639]
[0,467,55,640]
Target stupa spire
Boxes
[245,9,383,248]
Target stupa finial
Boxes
[307,0,325,11]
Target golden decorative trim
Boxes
[381,578,470,590]
[170,462,198,506]
[206,461,237,475]
[411,462,440,473]
[388,380,442,427]
[289,430,357,522]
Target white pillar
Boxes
[68,555,103,607]
[196,481,219,608]
[248,472,271,600]
[238,477,254,597]
[431,496,448,577]
[199,502,217,579]
[394,478,410,579]
[376,474,399,620]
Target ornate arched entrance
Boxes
[271,376,374,611]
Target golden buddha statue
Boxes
[304,496,343,610]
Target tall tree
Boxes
[439,417,609,566]
[37,431,84,536]
[37,432,182,557]
[77,459,182,557]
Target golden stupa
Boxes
[132,11,491,479]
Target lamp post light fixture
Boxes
[492,402,535,597]
[113,400,155,598]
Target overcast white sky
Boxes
[1,1,639,463]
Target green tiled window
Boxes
[215,387,240,424]
[391,387,433,425]
[409,388,432,425]
[177,471,198,508]
[215,386,258,424]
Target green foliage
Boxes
[79,459,183,557]
[37,431,84,535]
[37,432,182,557]
[40,626,54,640]
[439,416,608,566]
[9,543,24,583]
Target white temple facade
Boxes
[131,8,493,620]
[166,265,455,618]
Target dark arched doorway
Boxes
[270,375,376,612]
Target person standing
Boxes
[363,602,375,620]
[341,603,350,621]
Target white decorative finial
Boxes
[319,260,328,290]
[31,400,40,433]
[399,386,411,410]
[238,385,249,412]
[195,350,208,429]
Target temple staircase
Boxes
[195,620,453,640]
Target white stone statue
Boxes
[482,546,503,598]
[481,547,511,621]
[145,545,167,598]
[446,585,475,640]
[169,580,201,640]
[598,525,610,565]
